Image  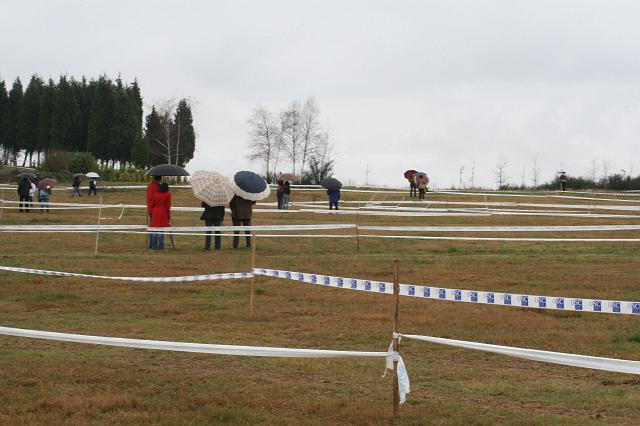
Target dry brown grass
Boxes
[1,187,640,424]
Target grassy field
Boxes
[1,186,640,424]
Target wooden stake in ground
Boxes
[392,259,400,417]
[250,232,256,316]
[94,196,103,256]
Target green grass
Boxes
[1,187,640,424]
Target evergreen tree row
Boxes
[0,75,196,170]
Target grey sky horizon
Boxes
[2,0,639,188]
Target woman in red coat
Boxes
[149,183,171,250]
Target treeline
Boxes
[499,173,640,191]
[0,75,196,171]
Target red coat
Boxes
[149,192,172,227]
[146,181,160,214]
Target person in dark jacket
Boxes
[276,180,284,209]
[559,172,567,191]
[230,195,255,248]
[201,201,225,251]
[88,178,97,196]
[409,180,417,197]
[327,189,340,210]
[282,181,291,210]
[70,175,82,197]
[17,178,31,212]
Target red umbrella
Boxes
[37,178,58,190]
[404,169,417,181]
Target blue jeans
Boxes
[329,201,339,210]
[283,195,290,210]
[204,218,223,250]
[150,232,164,250]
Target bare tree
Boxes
[601,159,611,187]
[152,99,178,165]
[299,97,320,176]
[308,126,335,184]
[281,101,303,175]
[468,161,476,188]
[588,157,599,183]
[365,162,372,186]
[494,156,509,189]
[530,155,541,187]
[246,105,281,182]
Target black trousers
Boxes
[19,195,30,212]
[204,218,223,250]
[232,218,251,248]
[88,187,97,196]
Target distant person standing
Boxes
[230,195,254,248]
[28,179,36,210]
[276,180,284,209]
[417,179,427,199]
[146,176,162,249]
[327,188,341,210]
[70,175,82,197]
[559,172,568,191]
[201,201,225,251]
[409,180,417,197]
[149,182,171,250]
[282,181,291,210]
[17,178,31,213]
[39,185,52,213]
[88,178,97,196]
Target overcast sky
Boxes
[2,0,640,188]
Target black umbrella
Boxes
[73,173,86,179]
[145,164,190,177]
[230,171,270,201]
[321,177,342,190]
[17,172,37,181]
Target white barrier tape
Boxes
[0,224,355,232]
[0,325,408,403]
[0,266,252,282]
[301,209,490,218]
[359,234,640,242]
[151,224,356,232]
[253,268,640,315]
[359,225,640,232]
[0,224,145,231]
[401,334,640,375]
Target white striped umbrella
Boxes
[190,170,235,207]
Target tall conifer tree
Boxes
[18,75,43,166]
[4,78,23,165]
[173,99,196,167]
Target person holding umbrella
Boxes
[28,179,36,210]
[229,171,271,249]
[146,176,162,249]
[282,181,291,210]
[149,182,172,250]
[39,185,52,213]
[86,172,99,196]
[276,180,284,209]
[190,170,235,251]
[321,177,342,210]
[559,170,568,191]
[17,177,31,213]
[404,170,417,197]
